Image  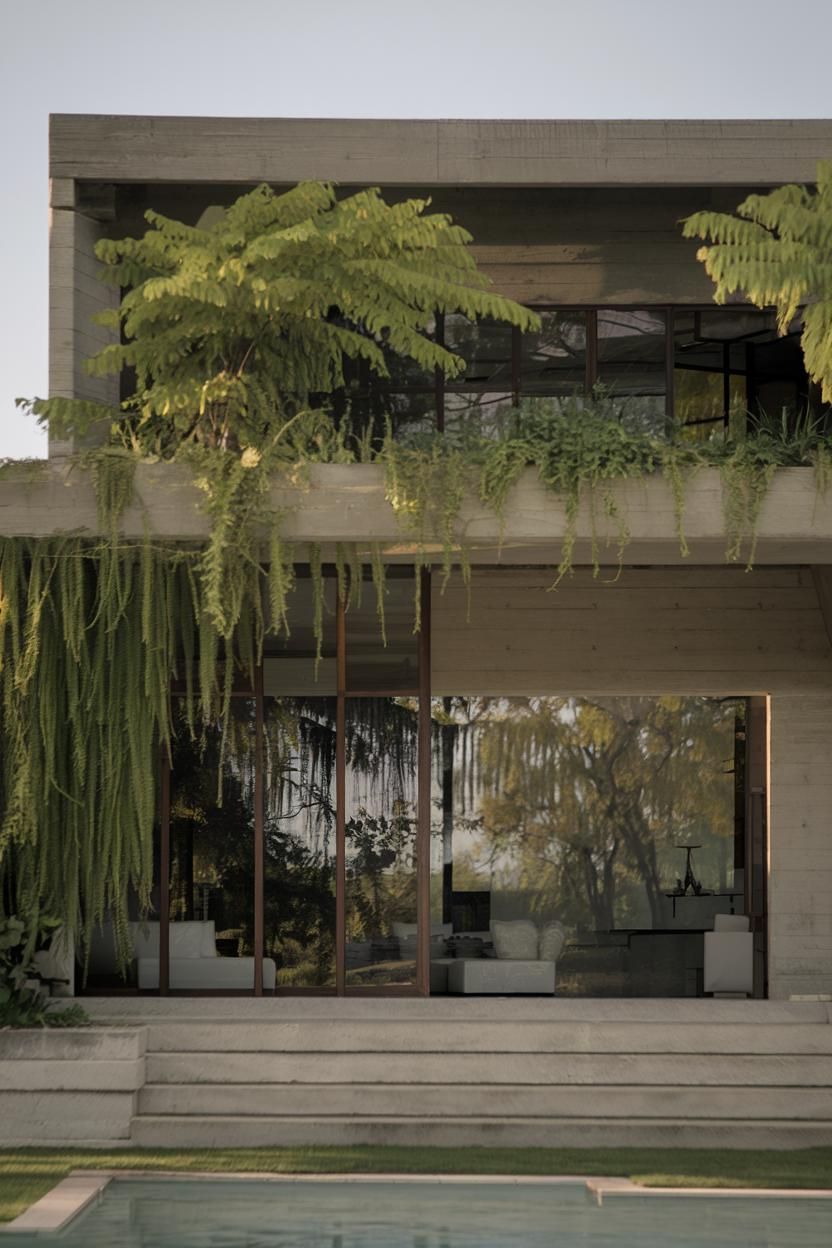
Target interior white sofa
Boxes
[447,957,555,994]
[445,918,565,995]
[87,919,277,991]
[704,913,753,996]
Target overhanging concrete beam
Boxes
[50,116,832,188]
[1,463,832,566]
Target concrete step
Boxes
[84,997,832,1023]
[137,1081,832,1120]
[0,1091,138,1143]
[129,1113,832,1150]
[146,1050,832,1087]
[143,1019,832,1055]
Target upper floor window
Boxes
[341,305,814,442]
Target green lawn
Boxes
[1,1146,831,1223]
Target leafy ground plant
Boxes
[0,916,89,1028]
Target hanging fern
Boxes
[6,180,832,974]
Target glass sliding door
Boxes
[156,565,432,997]
[260,567,429,995]
[164,697,258,993]
[262,573,338,991]
[261,695,337,990]
[341,568,428,993]
[343,696,419,988]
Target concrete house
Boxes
[3,116,832,1148]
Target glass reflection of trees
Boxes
[169,701,257,958]
[169,696,421,989]
[265,696,419,988]
[262,697,338,987]
[432,695,741,935]
[344,698,419,988]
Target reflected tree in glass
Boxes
[432,695,740,937]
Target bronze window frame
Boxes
[159,567,434,999]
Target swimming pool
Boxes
[9,1177,832,1246]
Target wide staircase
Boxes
[81,998,832,1149]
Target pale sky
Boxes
[1,0,831,458]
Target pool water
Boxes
[15,1178,832,1247]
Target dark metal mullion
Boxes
[674,362,746,376]
[335,590,346,996]
[586,310,598,392]
[683,415,730,429]
[511,325,521,407]
[665,308,675,428]
[435,311,445,433]
[416,568,432,997]
[159,747,170,996]
[253,663,264,997]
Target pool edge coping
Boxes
[3,1168,832,1234]
[0,1173,111,1235]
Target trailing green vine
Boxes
[5,178,832,975]
[381,393,832,582]
[3,398,831,970]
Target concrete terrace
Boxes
[2,998,829,1151]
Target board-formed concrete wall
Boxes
[0,1027,146,1144]
[432,566,832,1000]
[45,115,832,458]
[50,116,832,187]
[769,695,832,999]
[48,183,119,458]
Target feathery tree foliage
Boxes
[26,181,538,455]
[683,162,832,401]
[4,175,832,966]
[2,183,538,960]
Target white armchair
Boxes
[704,913,753,996]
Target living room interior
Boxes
[81,567,764,1001]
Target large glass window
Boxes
[444,315,514,389]
[443,315,514,439]
[596,310,668,433]
[430,695,746,997]
[262,696,337,989]
[443,390,515,439]
[345,697,419,989]
[125,556,767,1002]
[673,311,747,438]
[355,304,820,441]
[672,309,811,440]
[261,572,337,989]
[166,698,258,992]
[521,310,587,399]
[337,334,438,443]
